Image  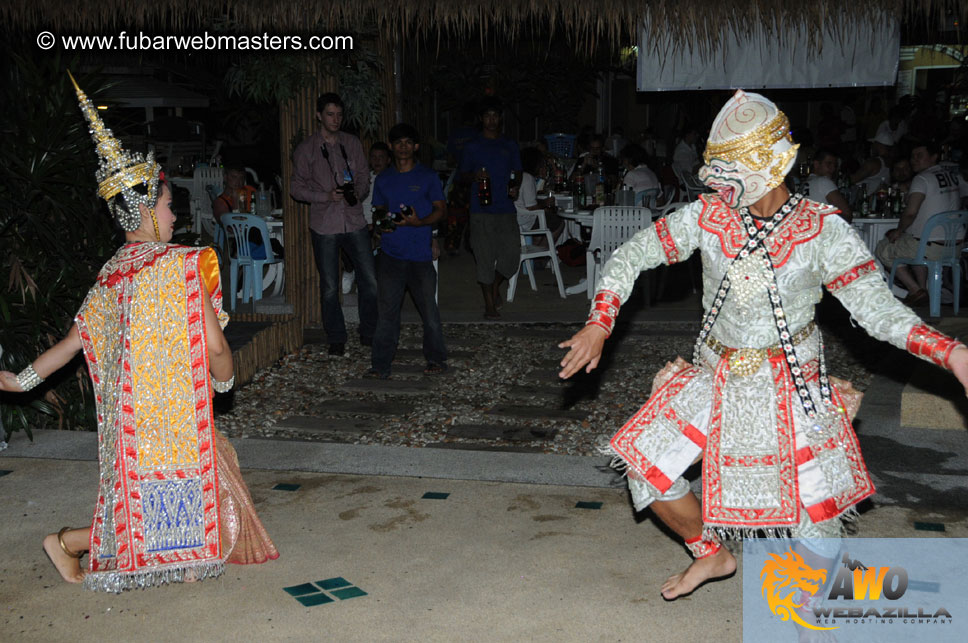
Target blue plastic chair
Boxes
[544,133,577,158]
[635,188,660,210]
[220,213,282,311]
[889,210,968,318]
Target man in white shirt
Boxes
[804,148,851,220]
[875,141,961,304]
[672,129,701,176]
[619,144,660,193]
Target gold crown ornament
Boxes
[68,70,162,234]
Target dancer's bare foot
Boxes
[661,547,736,600]
[42,533,86,583]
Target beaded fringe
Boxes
[703,506,858,543]
[83,560,224,593]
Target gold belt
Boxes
[705,322,816,377]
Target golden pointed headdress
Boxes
[68,70,161,232]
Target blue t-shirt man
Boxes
[372,163,445,262]
[459,135,522,214]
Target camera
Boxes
[341,180,358,206]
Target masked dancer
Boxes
[559,90,968,600]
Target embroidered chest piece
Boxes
[693,193,843,438]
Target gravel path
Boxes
[216,321,878,455]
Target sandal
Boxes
[424,363,448,375]
[902,289,928,306]
[364,369,390,380]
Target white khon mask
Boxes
[698,90,799,210]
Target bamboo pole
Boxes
[228,313,302,386]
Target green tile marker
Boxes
[283,583,319,597]
[575,501,603,510]
[0,470,11,478]
[285,577,367,606]
[316,577,351,590]
[913,521,945,532]
[296,593,334,607]
[422,492,450,500]
[331,586,367,600]
[273,483,301,492]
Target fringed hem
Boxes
[703,506,857,543]
[83,560,225,593]
[598,441,630,478]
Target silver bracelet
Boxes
[212,374,235,393]
[16,365,44,392]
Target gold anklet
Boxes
[57,527,83,558]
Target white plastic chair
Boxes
[244,167,260,186]
[507,211,566,302]
[889,210,968,318]
[586,206,653,298]
[672,165,706,201]
[191,167,223,235]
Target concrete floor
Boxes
[4,247,968,641]
[2,429,967,642]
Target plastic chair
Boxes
[220,213,283,311]
[507,211,566,302]
[889,210,968,318]
[544,133,577,159]
[191,166,223,235]
[635,188,660,209]
[672,165,706,201]
[586,206,653,298]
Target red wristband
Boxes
[906,323,965,369]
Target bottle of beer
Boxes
[478,168,492,207]
[575,175,585,208]
[508,170,518,199]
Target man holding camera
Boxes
[368,123,448,379]
[292,92,377,356]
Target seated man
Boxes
[573,133,621,179]
[213,167,253,218]
[368,123,448,379]
[620,143,660,197]
[804,148,852,221]
[875,141,961,305]
[514,147,561,241]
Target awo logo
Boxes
[760,549,953,631]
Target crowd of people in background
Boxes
[284,90,968,326]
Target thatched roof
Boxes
[4,1,963,55]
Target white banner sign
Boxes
[638,15,900,91]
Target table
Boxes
[558,209,596,296]
[851,217,905,295]
[851,217,898,258]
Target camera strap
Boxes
[320,140,353,184]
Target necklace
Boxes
[691,193,839,437]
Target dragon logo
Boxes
[760,549,838,631]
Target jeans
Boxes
[371,252,447,376]
[311,227,378,344]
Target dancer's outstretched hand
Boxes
[0,371,23,393]
[950,346,968,397]
[558,325,607,379]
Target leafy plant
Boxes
[0,52,119,439]
[224,32,385,138]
